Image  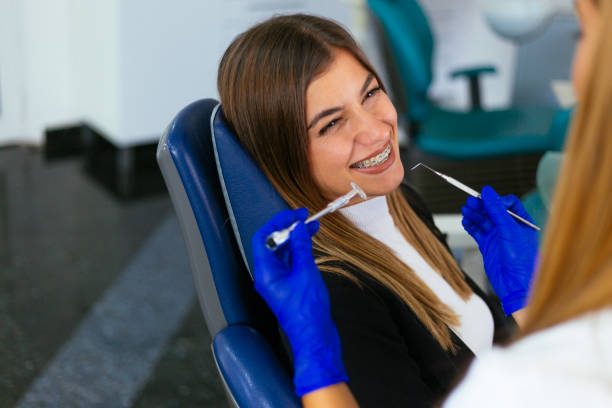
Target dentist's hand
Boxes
[461,186,538,315]
[252,208,348,396]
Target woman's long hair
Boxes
[218,14,471,351]
[520,1,612,336]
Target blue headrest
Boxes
[211,106,290,276]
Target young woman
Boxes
[252,0,612,406]
[218,13,533,407]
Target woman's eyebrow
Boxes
[360,73,375,95]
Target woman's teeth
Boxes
[351,143,392,169]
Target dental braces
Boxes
[353,144,391,168]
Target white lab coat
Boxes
[444,308,612,408]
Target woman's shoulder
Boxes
[317,259,389,299]
[445,308,612,407]
[315,258,414,320]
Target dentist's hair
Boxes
[521,0,612,336]
[218,14,472,351]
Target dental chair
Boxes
[157,99,300,407]
[367,0,570,159]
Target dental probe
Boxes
[410,163,541,231]
[266,182,367,251]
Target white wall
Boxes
[21,0,80,143]
[0,0,572,147]
[0,0,111,146]
[118,0,235,146]
[0,0,26,145]
[116,0,353,147]
[0,0,354,147]
[70,0,121,139]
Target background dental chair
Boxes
[157,98,300,407]
[367,0,569,159]
[367,0,571,213]
[520,151,563,240]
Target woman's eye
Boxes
[319,118,340,136]
[363,86,382,102]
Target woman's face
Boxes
[305,49,404,202]
[572,0,600,97]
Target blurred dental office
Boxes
[0,0,576,407]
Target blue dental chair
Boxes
[367,0,570,159]
[157,99,300,407]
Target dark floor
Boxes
[131,305,229,408]
[0,146,228,408]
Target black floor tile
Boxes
[132,304,230,408]
[0,146,171,407]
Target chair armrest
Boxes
[450,65,497,79]
[536,151,564,210]
[450,65,497,109]
[547,108,573,150]
[213,325,301,408]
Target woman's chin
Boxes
[361,168,405,197]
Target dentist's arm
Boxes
[252,208,356,406]
[303,383,359,408]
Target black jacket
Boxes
[320,183,516,407]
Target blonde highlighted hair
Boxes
[521,0,612,335]
[218,14,472,351]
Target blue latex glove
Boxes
[252,208,348,396]
[461,186,538,315]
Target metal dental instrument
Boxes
[266,182,367,250]
[410,163,541,231]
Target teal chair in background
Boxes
[521,151,564,241]
[367,0,570,159]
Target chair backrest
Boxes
[211,106,292,275]
[157,99,300,407]
[368,0,434,121]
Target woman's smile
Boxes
[349,142,396,175]
[350,142,392,169]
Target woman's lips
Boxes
[350,145,396,174]
[350,142,391,167]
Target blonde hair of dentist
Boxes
[521,0,612,336]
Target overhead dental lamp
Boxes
[483,0,556,43]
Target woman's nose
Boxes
[353,111,390,145]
